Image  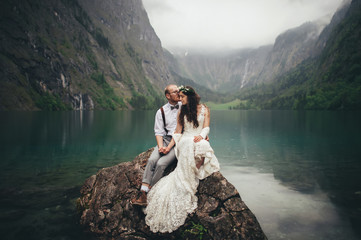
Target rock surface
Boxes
[78,148,268,240]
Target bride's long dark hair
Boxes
[179,86,201,129]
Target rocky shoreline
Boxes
[78,148,268,239]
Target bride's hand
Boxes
[194,135,203,143]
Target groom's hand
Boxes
[159,147,170,155]
[158,147,165,155]
[163,147,171,155]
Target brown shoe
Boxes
[131,190,147,207]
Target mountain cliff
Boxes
[170,1,351,93]
[235,0,360,110]
[168,47,272,93]
[257,21,327,84]
[1,0,357,111]
[0,0,172,110]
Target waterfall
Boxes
[79,94,83,110]
[240,59,249,89]
[60,73,67,88]
[73,93,83,110]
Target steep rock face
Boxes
[265,0,352,80]
[169,46,272,92]
[78,148,268,240]
[0,0,171,110]
[315,0,352,53]
[171,21,326,92]
[231,0,359,110]
[258,21,326,84]
[0,0,89,110]
[170,2,351,92]
[77,0,172,90]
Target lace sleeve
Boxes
[199,127,209,139]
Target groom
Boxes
[132,84,181,206]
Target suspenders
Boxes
[160,107,168,135]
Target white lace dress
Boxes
[144,105,220,233]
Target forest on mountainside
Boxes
[1,0,360,111]
[233,0,361,110]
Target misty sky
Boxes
[142,0,345,51]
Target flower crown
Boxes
[178,85,195,95]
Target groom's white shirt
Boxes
[154,102,181,136]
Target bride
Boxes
[144,85,220,233]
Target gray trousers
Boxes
[142,136,177,186]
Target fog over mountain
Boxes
[143,0,345,52]
[165,0,353,93]
[0,0,358,111]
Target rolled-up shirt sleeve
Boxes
[154,109,166,136]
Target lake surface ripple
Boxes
[0,110,360,240]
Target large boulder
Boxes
[78,148,268,240]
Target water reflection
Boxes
[222,165,356,240]
[0,110,360,239]
[211,110,361,239]
[0,111,155,177]
[0,111,156,240]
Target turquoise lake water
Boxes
[0,110,360,239]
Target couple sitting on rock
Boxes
[131,84,220,233]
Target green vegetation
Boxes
[86,52,98,70]
[1,0,359,111]
[124,42,142,68]
[182,221,208,240]
[0,81,35,110]
[94,29,110,50]
[90,72,125,110]
[205,99,242,110]
[230,99,257,110]
[234,2,361,110]
[129,92,164,110]
[35,92,72,111]
[91,72,106,85]
[129,94,149,110]
[0,0,229,111]
[172,71,226,103]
